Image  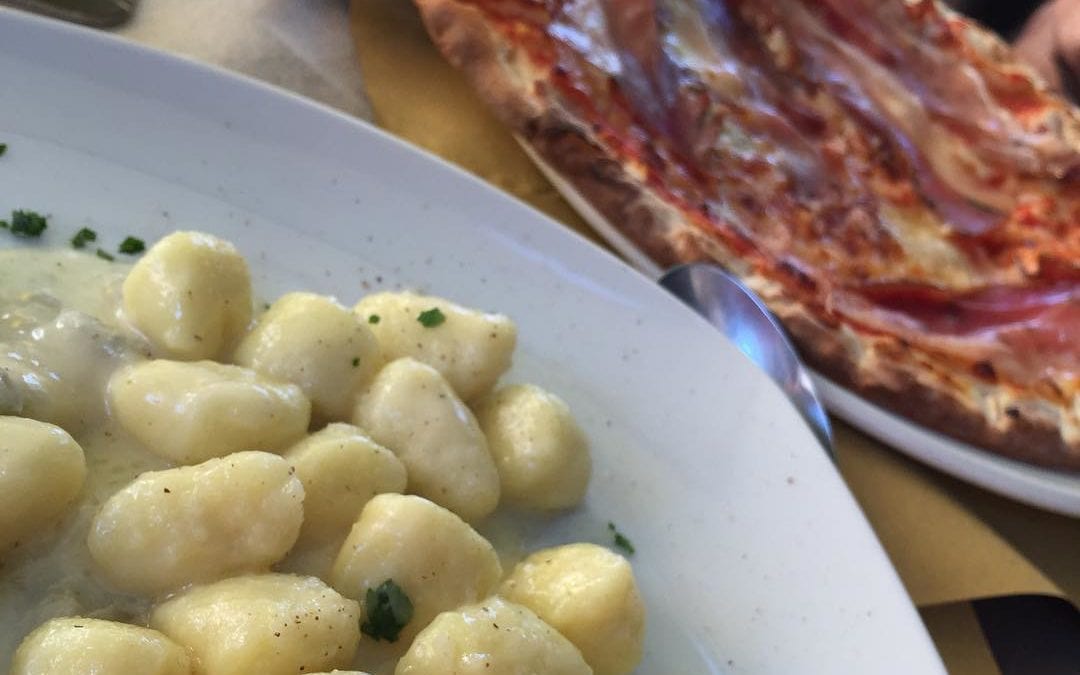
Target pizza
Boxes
[412,0,1080,469]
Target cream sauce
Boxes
[0,251,166,666]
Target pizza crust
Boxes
[418,0,542,130]
[779,305,1078,468]
[416,0,1080,469]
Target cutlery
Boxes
[659,262,835,460]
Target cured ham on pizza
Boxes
[414,0,1080,468]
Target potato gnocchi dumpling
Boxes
[330,494,502,647]
[396,597,592,675]
[234,292,383,424]
[354,292,515,401]
[9,617,191,673]
[474,384,591,510]
[151,573,361,675]
[0,416,86,554]
[109,359,311,464]
[353,358,499,522]
[122,230,252,360]
[88,451,304,596]
[500,543,645,675]
[10,617,192,675]
[284,423,407,547]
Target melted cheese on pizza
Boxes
[458,0,1080,399]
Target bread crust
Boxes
[415,0,1080,469]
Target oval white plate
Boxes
[0,8,942,673]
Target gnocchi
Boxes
[122,230,252,360]
[396,597,592,675]
[284,423,407,547]
[0,416,86,554]
[353,358,499,522]
[474,384,591,510]
[234,292,383,424]
[88,451,304,596]
[10,617,192,675]
[1,232,643,675]
[330,494,503,647]
[354,291,516,401]
[108,359,311,464]
[500,543,646,675]
[151,573,361,675]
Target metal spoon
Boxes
[659,262,835,459]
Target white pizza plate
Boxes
[0,8,943,673]
[524,144,1080,519]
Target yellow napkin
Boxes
[350,0,1080,670]
[348,0,594,240]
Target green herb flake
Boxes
[608,522,636,556]
[118,236,146,255]
[0,220,7,229]
[361,579,413,642]
[352,357,361,368]
[416,307,446,328]
[95,248,115,262]
[368,314,381,325]
[0,144,7,157]
[9,210,47,238]
[71,227,98,249]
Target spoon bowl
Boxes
[660,262,835,458]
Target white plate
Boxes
[0,9,943,673]
[525,144,1080,519]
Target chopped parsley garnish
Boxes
[9,210,47,238]
[608,522,635,555]
[0,143,7,157]
[352,357,361,368]
[417,307,446,328]
[0,220,7,229]
[361,579,413,642]
[118,236,145,255]
[95,248,115,262]
[71,227,98,249]
[368,314,380,325]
